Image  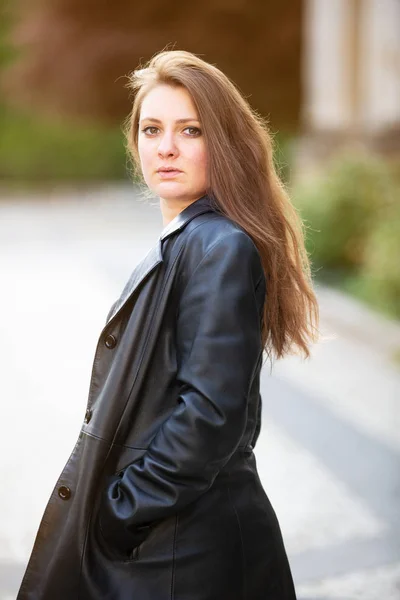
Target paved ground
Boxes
[0,184,399,599]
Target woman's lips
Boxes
[157,169,182,179]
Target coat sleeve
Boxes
[98,230,265,555]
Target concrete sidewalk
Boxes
[0,185,399,599]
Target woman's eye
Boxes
[184,127,201,136]
[142,126,159,135]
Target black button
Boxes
[84,408,92,424]
[58,486,71,500]
[105,334,117,349]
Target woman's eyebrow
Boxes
[140,117,200,124]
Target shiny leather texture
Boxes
[17,196,296,599]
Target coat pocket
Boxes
[96,508,152,562]
[93,467,153,562]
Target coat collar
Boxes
[105,195,215,326]
[159,194,215,241]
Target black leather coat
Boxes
[17,196,296,599]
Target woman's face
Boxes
[138,84,208,205]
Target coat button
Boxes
[58,486,72,500]
[104,334,117,349]
[84,408,92,424]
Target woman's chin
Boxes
[154,183,191,200]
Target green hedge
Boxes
[294,153,400,319]
[348,203,400,318]
[0,103,129,184]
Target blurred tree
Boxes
[1,0,301,130]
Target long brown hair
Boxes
[125,50,319,359]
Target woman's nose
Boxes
[157,132,178,158]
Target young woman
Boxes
[17,50,318,600]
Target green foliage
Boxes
[294,152,400,319]
[349,205,400,318]
[294,153,397,272]
[0,103,128,183]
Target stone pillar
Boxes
[298,0,400,174]
[359,0,400,133]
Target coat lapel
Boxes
[106,241,163,325]
[106,195,215,325]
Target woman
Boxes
[17,50,318,600]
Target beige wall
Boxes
[302,0,400,136]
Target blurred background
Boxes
[0,0,399,598]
